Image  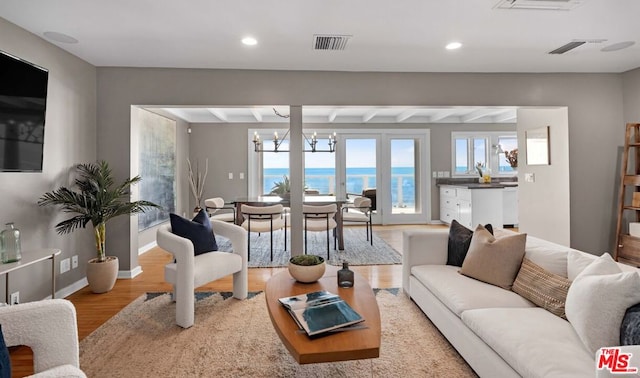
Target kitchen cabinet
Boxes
[439,185,504,229]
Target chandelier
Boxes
[251,109,337,153]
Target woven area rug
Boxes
[216,226,402,268]
[79,290,476,378]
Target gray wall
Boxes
[0,18,97,301]
[97,68,624,263]
[623,68,640,122]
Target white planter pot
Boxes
[86,256,119,293]
[288,261,326,283]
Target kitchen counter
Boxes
[440,183,518,189]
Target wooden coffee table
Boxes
[265,265,381,364]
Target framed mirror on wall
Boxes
[526,126,550,165]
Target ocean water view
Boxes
[264,167,415,207]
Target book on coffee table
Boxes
[278,290,364,336]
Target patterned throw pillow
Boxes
[169,209,218,255]
[459,225,526,290]
[446,220,493,267]
[512,258,571,318]
[621,303,640,345]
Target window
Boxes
[452,131,517,177]
[305,139,336,194]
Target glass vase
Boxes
[337,261,354,288]
[0,222,22,263]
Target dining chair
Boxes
[204,197,236,223]
[302,204,337,259]
[342,196,373,245]
[241,204,287,261]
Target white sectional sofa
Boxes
[402,228,640,378]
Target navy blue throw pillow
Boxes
[446,220,494,267]
[621,303,640,345]
[169,209,218,255]
[0,325,11,378]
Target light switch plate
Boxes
[239,172,245,180]
[525,173,535,183]
[228,172,233,180]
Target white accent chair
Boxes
[204,197,236,223]
[303,204,338,259]
[241,204,287,261]
[0,299,86,377]
[157,219,248,329]
[342,196,373,245]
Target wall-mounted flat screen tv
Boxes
[0,50,48,172]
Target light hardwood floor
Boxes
[10,224,445,377]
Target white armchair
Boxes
[0,299,86,377]
[157,219,248,328]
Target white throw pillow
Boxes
[566,250,597,281]
[565,253,640,355]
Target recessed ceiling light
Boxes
[446,42,462,50]
[43,31,78,44]
[601,41,635,52]
[242,37,257,46]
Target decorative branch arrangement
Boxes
[187,158,208,211]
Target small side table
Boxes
[0,248,61,304]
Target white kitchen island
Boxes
[439,183,518,228]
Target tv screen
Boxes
[0,50,48,172]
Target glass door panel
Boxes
[345,139,377,198]
[390,139,416,214]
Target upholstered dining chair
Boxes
[240,204,287,261]
[157,220,248,328]
[204,197,236,223]
[342,196,373,245]
[302,204,337,259]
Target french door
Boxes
[336,131,430,225]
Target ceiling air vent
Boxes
[313,34,352,51]
[494,0,585,10]
[548,39,606,54]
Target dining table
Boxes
[232,195,350,250]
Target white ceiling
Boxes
[156,106,518,124]
[1,0,639,73]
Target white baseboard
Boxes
[44,277,88,300]
[118,265,143,279]
[139,241,157,255]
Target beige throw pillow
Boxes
[512,258,571,318]
[459,225,527,290]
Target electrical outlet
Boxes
[72,255,78,269]
[228,172,233,180]
[239,172,245,180]
[60,258,70,274]
[432,171,437,178]
[10,291,19,305]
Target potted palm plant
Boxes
[38,161,160,293]
[270,175,291,199]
